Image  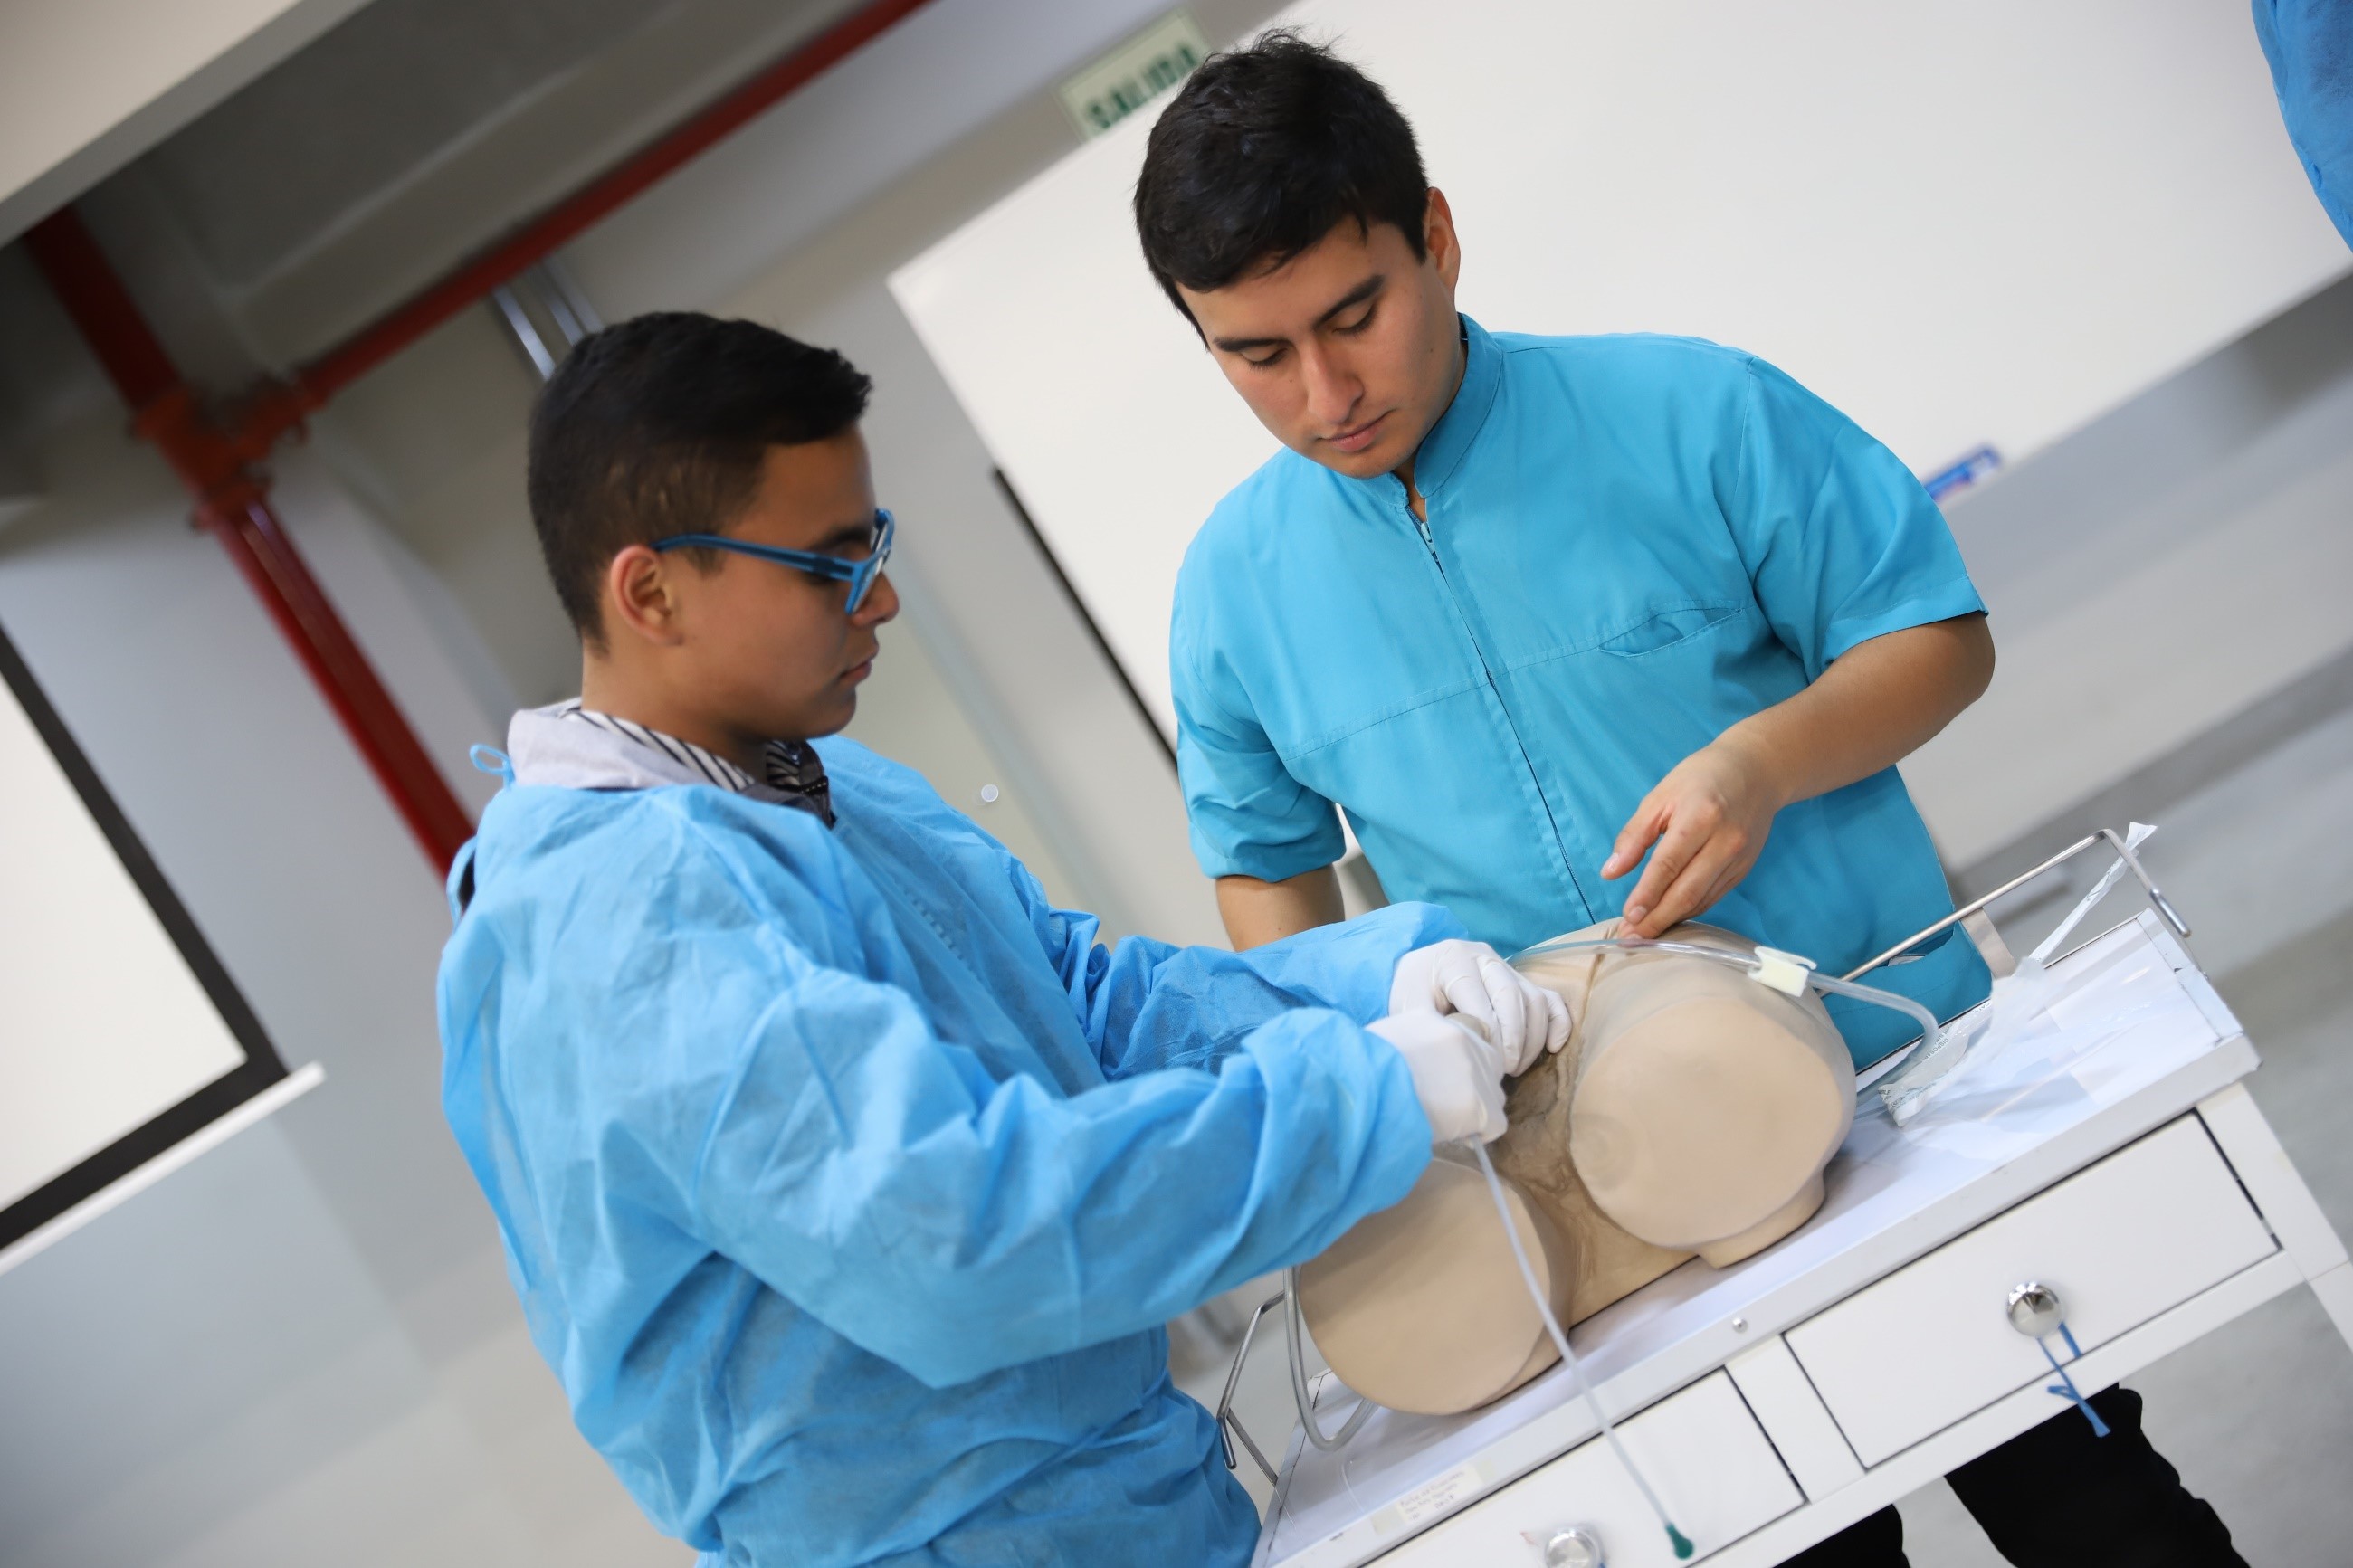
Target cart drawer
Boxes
[1382,1371,1799,1565]
[1786,1116,2273,1466]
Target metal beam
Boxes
[24,207,476,872]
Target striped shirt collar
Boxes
[506,699,834,826]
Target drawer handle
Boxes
[1543,1525,1605,1568]
[2004,1281,2111,1438]
[2005,1281,2064,1338]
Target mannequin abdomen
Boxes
[1573,994,1848,1259]
[1530,921,1854,1266]
[1295,920,1855,1419]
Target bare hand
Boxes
[1601,740,1785,938]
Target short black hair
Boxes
[526,312,872,646]
[1134,31,1429,318]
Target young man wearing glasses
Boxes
[435,311,1567,1566]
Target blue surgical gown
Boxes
[1170,318,1989,1065]
[436,737,1457,1566]
[2256,0,2353,247]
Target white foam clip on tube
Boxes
[1749,946,1817,997]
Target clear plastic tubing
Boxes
[1458,929,1951,1560]
[1807,969,1942,1057]
[1472,1139,1694,1561]
[1285,1266,1372,1451]
[1510,935,1945,1061]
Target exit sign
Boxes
[1058,10,1210,140]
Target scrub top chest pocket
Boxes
[1593,601,1747,658]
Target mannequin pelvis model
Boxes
[1299,918,1855,1417]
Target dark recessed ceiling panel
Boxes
[139,0,681,289]
[91,0,853,365]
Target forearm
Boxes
[1090,901,1467,1078]
[1217,865,1346,949]
[1604,613,1993,935]
[722,1006,1430,1386]
[1721,614,1993,808]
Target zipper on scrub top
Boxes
[1412,511,1443,568]
[1396,496,1591,910]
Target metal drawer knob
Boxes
[1543,1525,1605,1568]
[2006,1281,2063,1338]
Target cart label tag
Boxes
[1372,1459,1493,1535]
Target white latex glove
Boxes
[1369,1011,1510,1146]
[1389,939,1572,1075]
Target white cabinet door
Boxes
[1786,1117,2275,1466]
[1382,1371,1800,1565]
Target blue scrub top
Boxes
[1171,318,1989,1064]
[438,739,1455,1566]
[2256,0,2353,247]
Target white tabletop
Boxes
[1257,913,2255,1568]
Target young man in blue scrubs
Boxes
[1137,33,2242,1568]
[435,312,1565,1566]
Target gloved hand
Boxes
[1389,939,1572,1075]
[1369,1010,1510,1146]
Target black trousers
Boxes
[1778,1389,2243,1568]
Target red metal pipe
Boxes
[25,210,476,872]
[19,210,180,412]
[287,0,938,416]
[201,490,478,867]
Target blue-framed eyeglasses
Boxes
[653,508,894,613]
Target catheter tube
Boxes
[1472,1140,1694,1559]
[1285,1266,1374,1451]
[1510,934,1945,1060]
[1803,971,1942,1058]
